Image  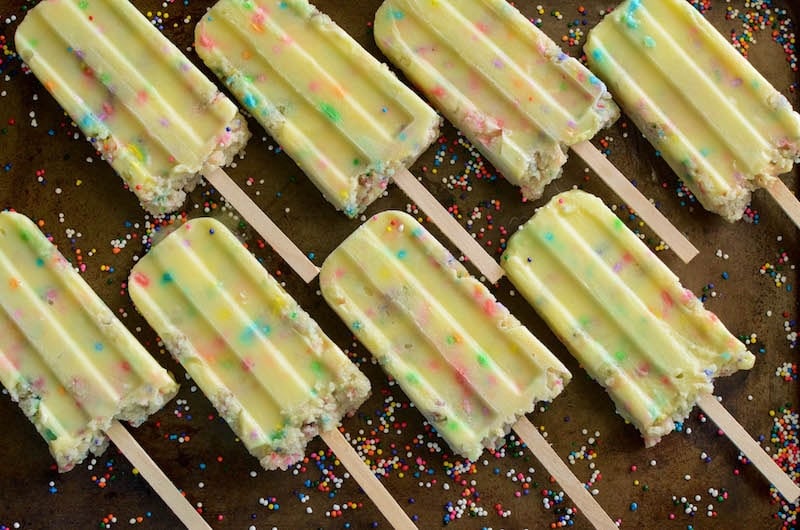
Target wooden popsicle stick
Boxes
[106,421,211,530]
[394,169,506,283]
[697,394,800,502]
[320,429,416,530]
[513,417,617,530]
[767,178,800,230]
[203,166,320,284]
[570,140,699,264]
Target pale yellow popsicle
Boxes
[374,0,619,200]
[129,217,370,470]
[195,0,440,218]
[15,0,250,214]
[0,211,178,471]
[320,211,570,461]
[501,190,800,501]
[502,190,754,445]
[586,0,800,222]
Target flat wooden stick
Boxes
[204,166,320,283]
[571,140,699,263]
[513,417,617,530]
[767,178,800,230]
[320,429,416,529]
[697,394,800,502]
[106,421,211,530]
[394,169,506,283]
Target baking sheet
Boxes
[0,0,797,528]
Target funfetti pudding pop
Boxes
[321,211,618,530]
[502,189,800,502]
[195,0,505,283]
[16,0,317,283]
[15,0,248,215]
[129,217,416,530]
[196,0,436,218]
[0,211,210,529]
[373,0,699,263]
[585,0,800,226]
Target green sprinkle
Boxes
[477,352,490,367]
[310,360,324,377]
[319,102,341,123]
[44,428,58,441]
[270,428,286,441]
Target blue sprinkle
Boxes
[624,0,642,29]
[80,114,99,130]
[243,93,258,108]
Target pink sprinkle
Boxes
[131,271,150,288]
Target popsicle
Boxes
[373,0,698,263]
[585,0,800,227]
[320,210,618,530]
[502,189,800,502]
[128,217,416,529]
[194,0,505,283]
[15,0,317,283]
[0,211,210,529]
